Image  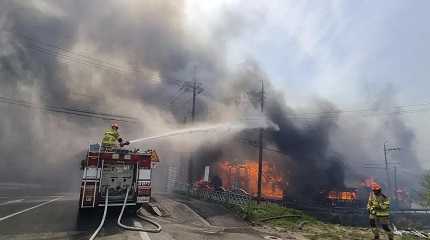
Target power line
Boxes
[18,33,132,75]
[295,102,430,115]
[282,107,430,120]
[0,96,136,120]
[26,44,129,75]
[272,100,430,120]
[20,34,128,71]
[167,83,187,106]
[0,95,137,123]
[13,32,430,122]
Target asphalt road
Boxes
[0,185,284,240]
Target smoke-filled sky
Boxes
[0,0,428,193]
[186,0,430,169]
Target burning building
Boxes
[214,160,284,200]
[327,189,358,201]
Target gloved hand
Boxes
[119,141,130,147]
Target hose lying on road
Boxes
[117,187,162,233]
[393,224,430,239]
[89,187,161,240]
[89,189,109,240]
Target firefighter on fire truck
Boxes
[102,123,129,149]
[367,183,393,240]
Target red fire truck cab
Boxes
[79,144,159,211]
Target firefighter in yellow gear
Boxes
[101,123,129,149]
[367,183,393,240]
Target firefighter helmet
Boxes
[371,183,381,191]
[112,123,119,129]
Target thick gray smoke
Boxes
[0,1,422,197]
[195,64,423,201]
[0,0,218,189]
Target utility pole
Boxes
[188,66,197,187]
[383,143,391,198]
[393,165,398,201]
[383,142,400,199]
[257,80,264,204]
[191,66,197,122]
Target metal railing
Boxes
[174,182,263,207]
[193,189,252,205]
[173,182,430,216]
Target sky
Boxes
[185,0,430,169]
[0,0,428,190]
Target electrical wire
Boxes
[13,32,430,121]
[19,34,128,71]
[18,33,131,74]
[26,44,128,75]
[0,96,136,120]
[291,102,430,116]
[0,95,137,123]
[167,86,186,105]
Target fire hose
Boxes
[89,187,162,240]
[89,188,109,240]
[117,187,162,233]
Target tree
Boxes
[421,171,430,207]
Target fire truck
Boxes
[79,144,159,211]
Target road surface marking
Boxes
[0,197,63,222]
[0,199,24,206]
[133,220,151,240]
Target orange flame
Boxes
[215,160,284,199]
[327,190,357,201]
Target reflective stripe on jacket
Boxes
[367,192,390,217]
[102,128,120,146]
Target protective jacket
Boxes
[102,128,120,147]
[367,192,390,217]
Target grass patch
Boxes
[230,202,420,240]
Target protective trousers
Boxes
[369,215,393,240]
